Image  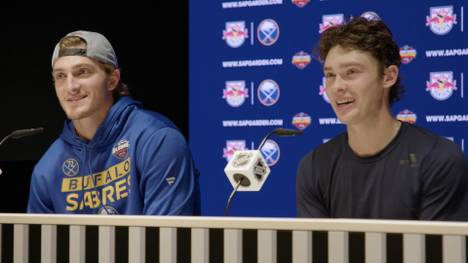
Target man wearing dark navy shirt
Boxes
[296,17,468,220]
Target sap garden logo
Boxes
[257,79,280,106]
[292,112,311,130]
[319,14,344,34]
[291,0,309,8]
[257,19,280,46]
[223,140,247,162]
[426,6,457,35]
[222,21,249,48]
[260,139,280,166]
[426,71,457,101]
[397,109,417,124]
[319,77,330,103]
[400,45,417,64]
[112,139,129,159]
[291,51,311,69]
[223,81,249,107]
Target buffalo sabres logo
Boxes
[319,77,330,103]
[62,158,79,177]
[112,139,129,159]
[223,21,249,48]
[257,79,280,106]
[426,6,457,35]
[223,81,249,107]
[426,71,457,101]
[257,19,280,46]
[260,139,280,166]
[98,206,119,215]
[223,140,246,161]
[319,14,344,33]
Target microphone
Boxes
[258,128,303,150]
[9,128,44,139]
[223,128,303,215]
[0,127,44,176]
[0,128,44,147]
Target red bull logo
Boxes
[426,71,457,101]
[292,51,311,69]
[319,14,344,34]
[426,6,457,35]
[400,45,417,64]
[397,109,417,124]
[223,21,249,48]
[223,140,247,161]
[292,0,310,8]
[223,81,249,107]
[292,112,312,130]
[319,77,330,103]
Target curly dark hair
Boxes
[319,17,403,104]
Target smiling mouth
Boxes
[67,95,87,102]
[336,98,355,107]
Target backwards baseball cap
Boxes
[51,30,119,68]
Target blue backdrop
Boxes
[189,0,467,217]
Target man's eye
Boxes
[78,68,91,75]
[324,72,335,78]
[347,69,357,75]
[54,73,66,80]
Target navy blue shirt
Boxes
[297,122,468,220]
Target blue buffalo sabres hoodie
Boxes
[28,96,200,215]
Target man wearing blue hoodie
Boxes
[27,31,200,215]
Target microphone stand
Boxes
[0,132,14,176]
[257,130,277,151]
[0,128,44,176]
[0,134,13,148]
[0,128,44,147]
[258,128,304,150]
[224,179,243,216]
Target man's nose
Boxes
[335,74,348,91]
[65,75,80,92]
[329,75,347,94]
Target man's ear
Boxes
[383,65,399,89]
[108,69,121,91]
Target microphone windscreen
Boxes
[10,127,44,139]
[274,128,303,136]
